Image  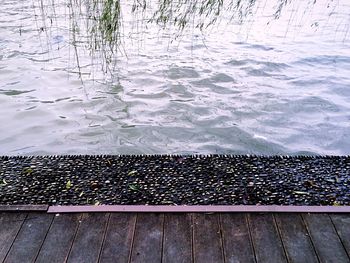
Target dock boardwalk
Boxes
[0,212,349,263]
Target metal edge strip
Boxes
[47,205,350,213]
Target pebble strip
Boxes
[0,155,349,206]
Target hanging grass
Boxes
[33,0,337,77]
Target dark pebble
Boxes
[0,155,349,206]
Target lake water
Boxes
[1,0,350,155]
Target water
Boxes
[1,0,350,156]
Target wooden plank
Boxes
[99,213,136,263]
[275,213,318,263]
[330,214,350,256]
[193,213,224,263]
[35,213,82,263]
[4,213,53,263]
[0,205,48,211]
[163,213,192,263]
[248,213,287,263]
[67,213,109,263]
[0,213,27,262]
[220,213,255,263]
[303,213,349,263]
[130,213,164,263]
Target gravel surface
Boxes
[0,155,349,206]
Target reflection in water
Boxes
[0,0,349,155]
[34,0,335,78]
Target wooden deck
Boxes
[0,212,349,263]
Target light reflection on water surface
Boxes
[0,0,350,155]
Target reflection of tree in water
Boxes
[35,0,335,78]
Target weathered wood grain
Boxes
[4,213,53,263]
[220,213,255,263]
[0,213,27,262]
[163,213,193,263]
[248,213,287,263]
[193,213,224,263]
[130,213,164,263]
[99,213,136,263]
[275,213,318,263]
[303,213,350,263]
[330,214,350,256]
[0,212,349,263]
[67,213,109,263]
[36,213,81,263]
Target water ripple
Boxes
[0,0,350,155]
